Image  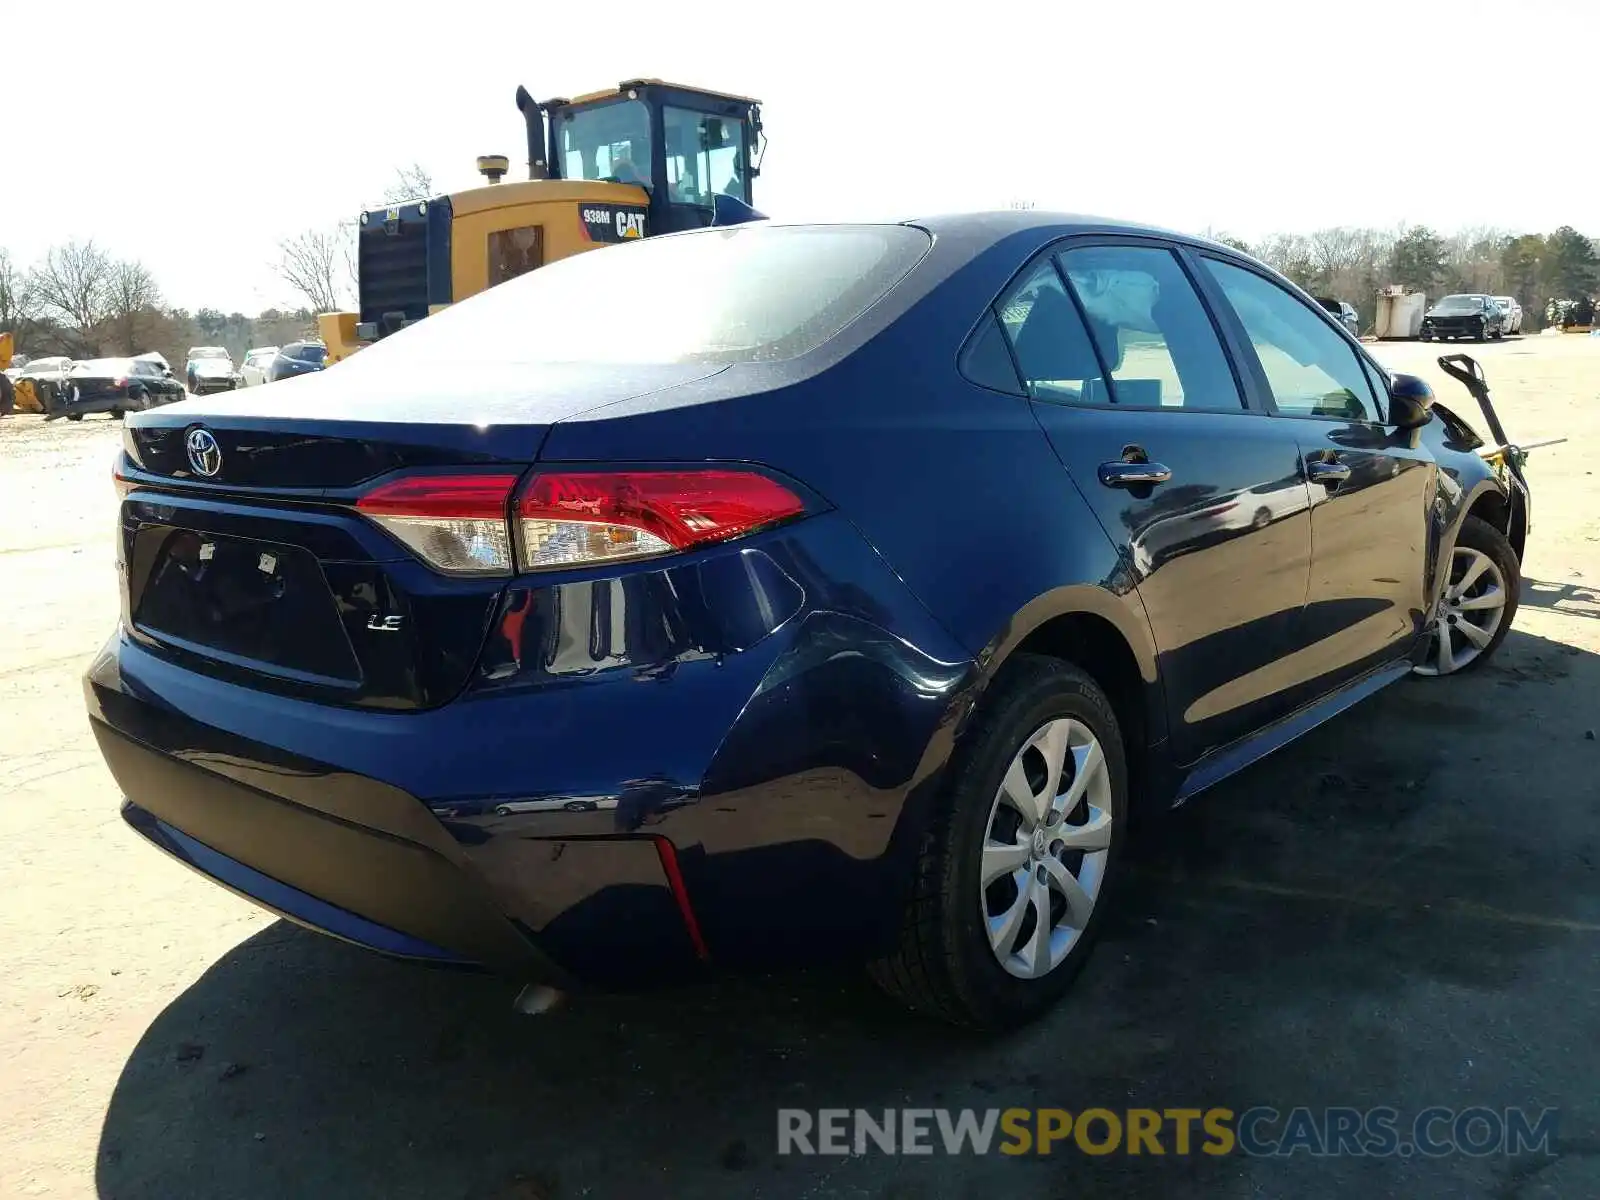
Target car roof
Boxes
[901,210,1234,250]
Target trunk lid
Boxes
[118,360,723,710]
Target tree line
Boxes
[1207,223,1600,331]
[6,203,1596,370]
[0,165,437,370]
[1,242,320,370]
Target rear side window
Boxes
[360,224,932,367]
[1057,245,1244,411]
[994,260,1108,403]
[960,313,1023,394]
[1201,258,1380,421]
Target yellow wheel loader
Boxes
[318,78,766,364]
[0,332,13,414]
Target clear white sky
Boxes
[6,0,1595,313]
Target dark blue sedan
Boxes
[88,214,1529,1027]
[266,340,328,382]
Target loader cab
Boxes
[546,80,763,236]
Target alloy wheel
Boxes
[1414,546,1509,676]
[980,718,1113,979]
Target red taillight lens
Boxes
[516,470,807,570]
[356,473,520,576]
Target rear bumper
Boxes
[51,396,127,418]
[96,716,577,979]
[87,513,979,982]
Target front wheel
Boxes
[1413,515,1520,677]
[869,654,1127,1028]
[66,412,83,422]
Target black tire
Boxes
[1251,505,1272,530]
[1415,515,1520,678]
[110,409,124,420]
[869,654,1129,1028]
[67,412,83,422]
[0,372,14,416]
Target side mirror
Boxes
[1386,372,1434,429]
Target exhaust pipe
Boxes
[515,85,551,180]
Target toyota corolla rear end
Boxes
[86,222,978,989]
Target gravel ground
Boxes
[2,335,1597,1198]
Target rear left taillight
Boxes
[356,473,520,576]
[516,470,808,570]
[355,467,808,577]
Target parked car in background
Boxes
[15,355,74,413]
[1420,294,1506,341]
[55,357,184,420]
[5,353,30,381]
[91,214,1532,1029]
[1315,296,1361,337]
[240,347,279,387]
[267,341,328,382]
[185,347,239,394]
[1492,296,1523,335]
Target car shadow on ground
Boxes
[95,628,1600,1200]
[1521,576,1600,622]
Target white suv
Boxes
[1492,296,1523,335]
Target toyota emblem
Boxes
[185,427,223,477]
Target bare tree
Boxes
[1255,233,1317,289]
[275,228,346,314]
[1308,227,1365,280]
[0,249,41,337]
[383,163,436,204]
[338,217,361,298]
[30,240,114,343]
[1443,226,1509,294]
[105,259,163,354]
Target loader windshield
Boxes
[560,100,652,187]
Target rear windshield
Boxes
[291,344,327,363]
[356,224,932,367]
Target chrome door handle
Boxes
[1098,461,1173,488]
[1305,459,1351,486]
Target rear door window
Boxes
[1056,245,1244,411]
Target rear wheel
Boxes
[869,654,1127,1028]
[66,412,83,422]
[1413,516,1520,677]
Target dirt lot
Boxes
[2,336,1598,1199]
